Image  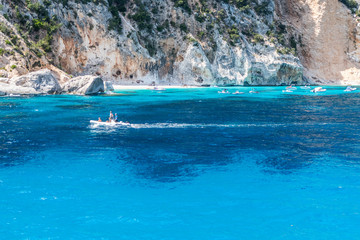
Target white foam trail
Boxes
[95,122,288,129]
[130,122,347,129]
[89,122,349,130]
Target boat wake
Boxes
[129,123,286,129]
[89,122,340,130]
[89,122,287,130]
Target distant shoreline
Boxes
[112,85,358,90]
[113,85,202,90]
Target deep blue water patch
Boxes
[1,87,360,239]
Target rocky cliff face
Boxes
[275,0,360,85]
[0,0,359,86]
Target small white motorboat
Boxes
[218,89,230,94]
[249,88,259,94]
[344,86,356,92]
[300,85,311,90]
[90,120,130,126]
[311,87,326,93]
[282,89,293,93]
[286,85,297,90]
[232,91,244,95]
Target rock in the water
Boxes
[8,69,61,94]
[62,75,104,95]
[105,81,114,92]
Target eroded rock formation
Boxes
[62,75,104,95]
[0,69,61,95]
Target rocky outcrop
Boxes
[0,82,38,95]
[0,70,106,95]
[8,69,61,94]
[62,75,104,95]
[0,69,61,95]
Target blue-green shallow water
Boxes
[1,86,360,239]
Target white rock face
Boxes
[173,42,215,86]
[2,69,61,94]
[171,36,304,86]
[51,2,154,84]
[0,82,38,95]
[0,78,9,84]
[62,75,104,95]
[212,39,249,85]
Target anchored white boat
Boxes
[232,91,244,95]
[311,87,326,93]
[218,89,230,94]
[282,89,293,93]
[286,86,297,90]
[300,86,311,89]
[344,86,356,92]
[249,88,259,94]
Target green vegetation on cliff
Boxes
[0,0,298,59]
[107,0,130,33]
[130,1,152,32]
[339,0,358,12]
[0,0,61,57]
[0,0,304,81]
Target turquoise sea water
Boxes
[1,86,360,239]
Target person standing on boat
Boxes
[114,113,118,122]
[109,111,114,121]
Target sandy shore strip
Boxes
[113,85,203,90]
